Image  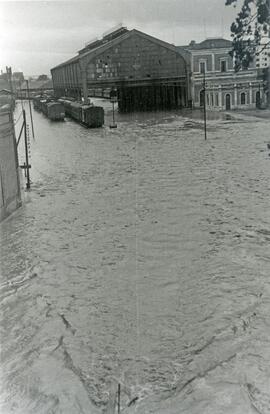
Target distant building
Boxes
[0,69,24,95]
[177,38,267,110]
[0,88,15,110]
[18,79,53,98]
[256,36,270,69]
[12,72,24,88]
[0,78,10,91]
[51,27,189,112]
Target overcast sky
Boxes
[0,0,239,76]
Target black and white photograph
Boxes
[0,0,270,413]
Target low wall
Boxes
[0,109,21,221]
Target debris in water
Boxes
[127,396,139,407]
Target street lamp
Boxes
[202,68,207,140]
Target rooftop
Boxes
[51,27,183,71]
[177,37,232,51]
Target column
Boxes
[191,80,195,107]
[234,84,237,108]
[212,54,215,72]
[81,70,88,103]
[249,82,253,106]
[218,85,222,109]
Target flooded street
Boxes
[1,101,270,414]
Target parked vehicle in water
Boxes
[46,102,65,121]
[58,98,104,128]
[33,95,65,121]
[33,95,45,111]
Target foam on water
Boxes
[1,101,270,413]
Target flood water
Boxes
[1,101,270,414]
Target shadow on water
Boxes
[100,101,237,127]
[1,98,270,414]
[180,108,233,121]
[107,108,238,131]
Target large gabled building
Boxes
[51,27,190,112]
[177,38,267,110]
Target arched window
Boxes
[240,92,246,105]
[225,94,231,110]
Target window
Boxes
[211,93,214,106]
[221,60,227,72]
[240,92,246,105]
[199,61,206,74]
[215,93,219,106]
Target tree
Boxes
[226,0,270,105]
[37,74,49,81]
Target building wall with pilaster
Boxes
[189,44,265,110]
[51,60,81,98]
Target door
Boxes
[199,90,204,107]
[256,91,261,108]
[225,94,231,110]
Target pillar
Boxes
[234,84,237,109]
[81,69,88,103]
[249,82,253,106]
[211,54,215,72]
[218,85,222,109]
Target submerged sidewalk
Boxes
[232,108,270,120]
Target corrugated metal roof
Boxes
[51,28,186,71]
[51,54,80,71]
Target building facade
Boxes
[256,36,270,69]
[178,38,267,110]
[0,109,21,221]
[51,27,189,112]
[18,79,53,99]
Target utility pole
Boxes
[117,383,121,414]
[6,66,15,109]
[203,69,207,140]
[6,66,14,96]
[26,79,35,140]
[19,84,24,109]
[22,109,31,189]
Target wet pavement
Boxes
[0,101,270,414]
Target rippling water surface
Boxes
[1,101,270,414]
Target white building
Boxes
[178,38,267,110]
[256,36,270,69]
